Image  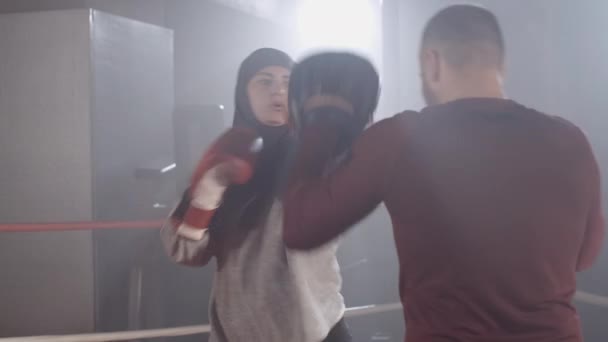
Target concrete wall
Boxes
[87,10,175,332]
[0,7,175,336]
[0,10,94,336]
[0,0,84,13]
[85,0,166,27]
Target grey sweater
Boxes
[161,200,345,342]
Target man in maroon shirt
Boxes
[283,4,604,342]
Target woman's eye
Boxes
[258,79,273,87]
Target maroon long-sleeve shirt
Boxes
[284,98,605,341]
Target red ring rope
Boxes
[0,220,164,232]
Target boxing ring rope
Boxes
[0,220,606,342]
[0,303,400,342]
[0,220,165,233]
[2,295,607,342]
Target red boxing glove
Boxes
[177,127,263,240]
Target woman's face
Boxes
[247,66,290,126]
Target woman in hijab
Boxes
[161,48,349,342]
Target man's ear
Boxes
[423,48,441,83]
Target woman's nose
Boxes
[271,81,287,95]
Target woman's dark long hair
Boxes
[209,48,295,241]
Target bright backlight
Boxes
[296,0,377,53]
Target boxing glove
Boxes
[176,127,263,240]
[288,52,380,158]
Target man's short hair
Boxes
[422,4,504,68]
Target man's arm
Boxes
[577,137,605,271]
[283,116,402,250]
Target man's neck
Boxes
[440,70,505,104]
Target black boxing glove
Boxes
[300,104,356,162]
[289,52,380,158]
[288,52,379,178]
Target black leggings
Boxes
[323,317,352,342]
